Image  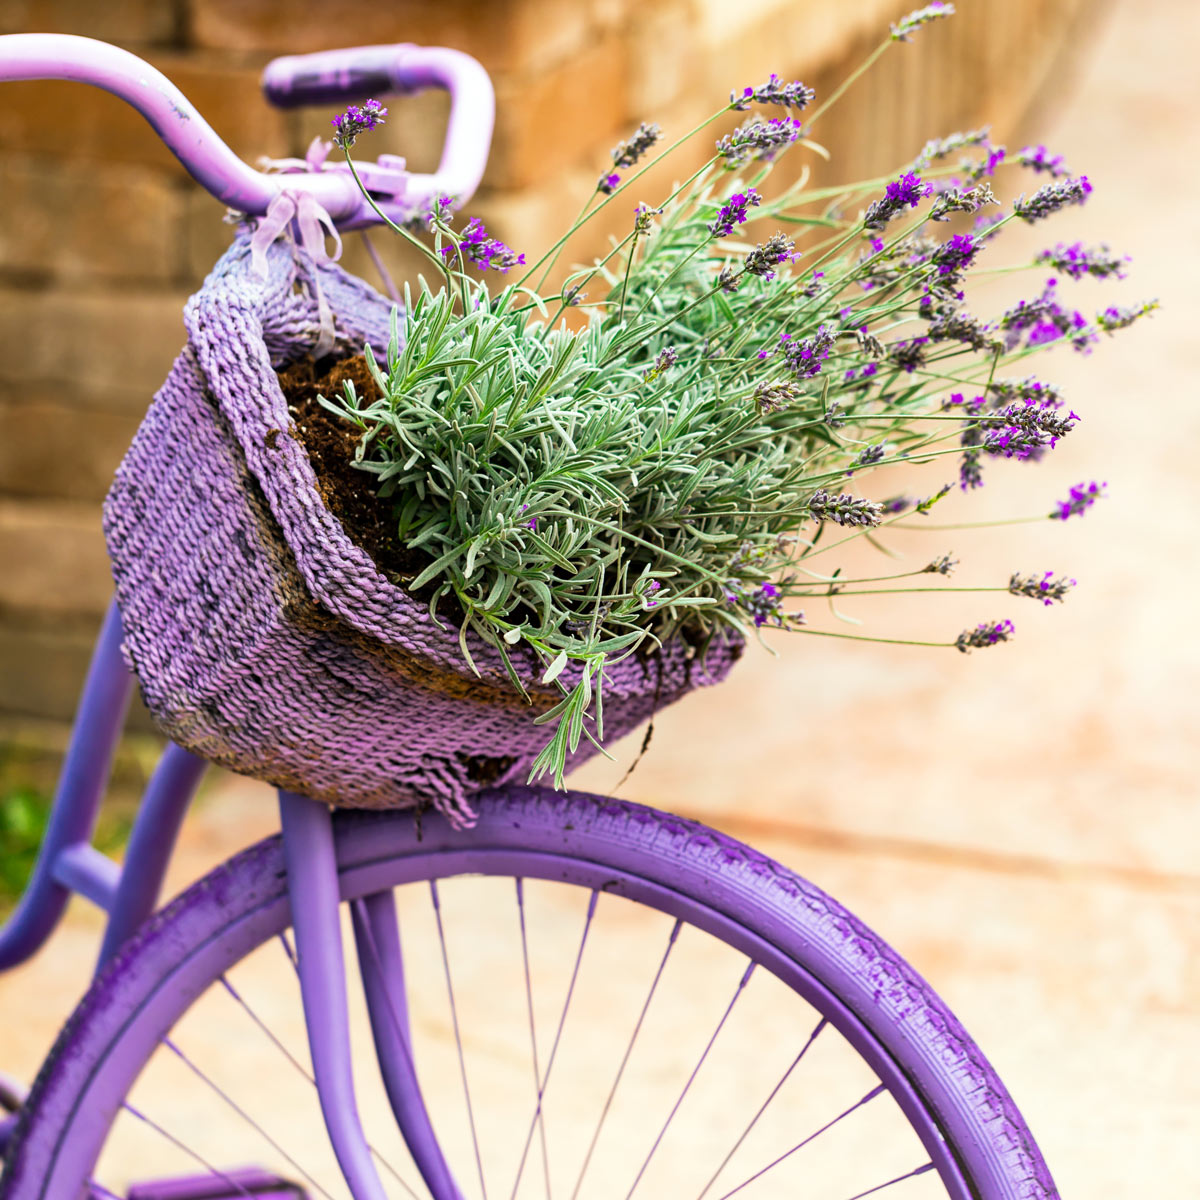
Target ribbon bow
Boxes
[249,189,344,358]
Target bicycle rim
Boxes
[0,787,1058,1200]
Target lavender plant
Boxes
[321,4,1152,786]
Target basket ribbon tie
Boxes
[249,189,344,357]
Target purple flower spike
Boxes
[1018,144,1071,178]
[1009,570,1076,606]
[863,172,933,230]
[955,618,1014,652]
[730,74,816,112]
[708,188,763,238]
[716,117,804,168]
[891,2,956,42]
[441,217,525,273]
[1035,241,1128,281]
[331,99,388,148]
[1013,175,1092,223]
[1050,480,1107,521]
[597,171,621,194]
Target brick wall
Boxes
[0,0,1095,783]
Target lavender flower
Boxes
[955,618,1014,652]
[1009,570,1076,606]
[611,122,662,169]
[442,217,526,273]
[982,399,1079,460]
[987,376,1064,407]
[854,443,889,468]
[597,172,621,194]
[784,325,835,379]
[1017,144,1071,178]
[743,232,798,279]
[1096,299,1159,334]
[887,335,930,373]
[1000,280,1094,353]
[912,127,992,170]
[716,117,804,168]
[891,2,956,41]
[716,265,740,293]
[808,489,883,528]
[916,483,954,513]
[959,447,984,490]
[882,494,913,514]
[931,232,980,278]
[1013,175,1093,222]
[1035,241,1128,281]
[927,310,1002,354]
[644,345,678,382]
[929,181,996,221]
[924,553,959,575]
[1050,480,1107,520]
[863,172,933,230]
[331,99,388,148]
[708,189,763,238]
[730,75,815,112]
[753,380,802,414]
[967,145,1006,181]
[724,579,799,628]
[634,203,663,235]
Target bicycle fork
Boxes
[279,791,465,1200]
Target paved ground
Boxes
[0,0,1196,1195]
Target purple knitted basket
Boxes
[103,236,743,823]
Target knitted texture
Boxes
[103,236,743,823]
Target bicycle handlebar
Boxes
[261,43,495,213]
[0,33,494,228]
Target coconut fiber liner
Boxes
[103,235,742,824]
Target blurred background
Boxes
[0,0,1196,1195]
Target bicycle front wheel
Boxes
[1,786,1057,1199]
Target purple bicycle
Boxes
[0,35,1058,1200]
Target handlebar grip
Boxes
[262,45,404,108]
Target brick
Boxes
[0,376,158,420]
[0,54,291,178]
[0,157,185,285]
[191,0,529,73]
[625,1,700,118]
[0,287,188,396]
[0,616,105,723]
[181,190,243,286]
[0,399,141,503]
[193,0,614,76]
[489,34,629,191]
[0,499,112,615]
[0,0,178,44]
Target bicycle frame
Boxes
[0,34,496,1198]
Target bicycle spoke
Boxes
[220,974,418,1199]
[844,1162,936,1198]
[623,960,757,1200]
[715,1083,887,1199]
[516,879,553,1200]
[118,1101,260,1200]
[693,1015,829,1200]
[279,931,300,975]
[431,878,489,1200]
[161,1036,337,1200]
[569,917,683,1200]
[508,889,599,1200]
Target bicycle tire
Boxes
[0,786,1058,1199]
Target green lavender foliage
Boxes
[326,16,1149,785]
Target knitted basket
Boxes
[103,236,743,823]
